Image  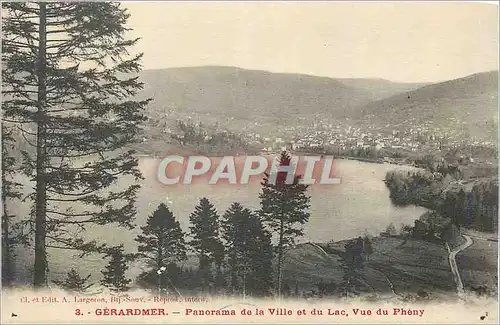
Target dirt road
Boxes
[448,235,473,296]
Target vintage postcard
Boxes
[1,1,498,324]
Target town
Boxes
[143,111,497,166]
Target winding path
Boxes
[308,237,476,298]
[448,235,473,296]
[306,242,399,296]
[307,242,332,258]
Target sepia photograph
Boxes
[1,1,498,323]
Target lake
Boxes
[135,156,426,242]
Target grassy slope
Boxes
[456,237,498,293]
[282,237,456,297]
[367,237,455,294]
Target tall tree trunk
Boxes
[242,263,247,300]
[230,253,238,294]
[2,200,14,287]
[157,238,164,269]
[34,2,48,289]
[157,242,163,293]
[199,253,207,294]
[1,128,15,287]
[277,219,284,299]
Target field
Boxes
[367,238,455,295]
[282,237,456,299]
[456,234,498,296]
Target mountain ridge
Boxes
[353,70,498,140]
[137,65,374,122]
[135,66,498,141]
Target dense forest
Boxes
[385,162,498,233]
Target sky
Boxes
[123,1,498,83]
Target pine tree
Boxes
[54,268,92,292]
[176,266,200,290]
[362,235,374,261]
[246,213,274,297]
[136,203,187,268]
[385,223,397,236]
[222,202,273,297]
[294,281,300,297]
[1,127,22,287]
[189,197,223,293]
[221,202,249,295]
[101,245,132,292]
[282,281,292,298]
[135,203,187,292]
[339,238,365,297]
[455,189,468,228]
[259,151,310,298]
[2,2,149,288]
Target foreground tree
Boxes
[470,180,498,232]
[259,151,310,298]
[2,2,149,288]
[362,235,374,261]
[339,237,365,296]
[54,268,92,292]
[1,127,22,287]
[385,223,398,236]
[101,245,132,292]
[222,202,273,297]
[189,197,223,293]
[245,213,274,297]
[222,203,249,295]
[135,203,187,292]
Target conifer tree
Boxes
[135,203,187,291]
[221,202,249,295]
[339,238,365,296]
[282,281,292,298]
[385,223,397,236]
[2,2,149,288]
[212,240,226,294]
[1,127,22,287]
[246,214,274,297]
[54,268,92,292]
[362,235,374,261]
[259,151,310,298]
[189,197,223,293]
[222,202,275,297]
[294,281,300,297]
[101,245,132,292]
